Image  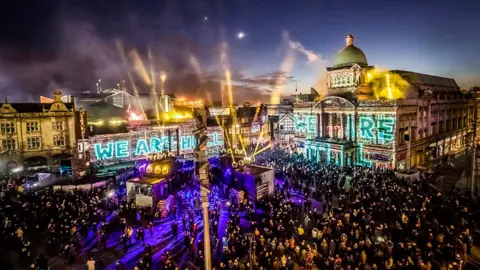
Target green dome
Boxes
[332,34,368,68]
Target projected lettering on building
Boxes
[294,114,317,135]
[93,132,224,160]
[359,116,395,142]
[357,115,395,166]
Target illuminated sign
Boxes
[294,114,317,134]
[93,132,224,160]
[359,116,395,142]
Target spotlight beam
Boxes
[115,40,146,119]
[252,143,273,157]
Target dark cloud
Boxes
[0,0,289,104]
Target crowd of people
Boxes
[0,148,479,270]
[212,149,479,269]
[0,180,112,269]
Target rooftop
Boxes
[0,102,74,113]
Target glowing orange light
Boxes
[129,112,144,121]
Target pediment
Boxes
[315,96,355,109]
[0,103,17,114]
[350,64,362,71]
[278,113,294,123]
[49,102,68,112]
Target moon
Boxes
[237,32,245,39]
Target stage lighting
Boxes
[232,161,238,168]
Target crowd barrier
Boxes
[53,179,113,191]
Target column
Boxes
[340,113,344,139]
[353,113,358,141]
[427,101,432,136]
[176,128,180,156]
[319,111,324,137]
[444,110,447,133]
[348,114,353,141]
[328,113,333,138]
[317,113,321,138]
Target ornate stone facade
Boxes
[290,35,474,170]
[0,91,78,173]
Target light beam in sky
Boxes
[237,32,245,39]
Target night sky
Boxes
[0,0,479,102]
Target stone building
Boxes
[0,91,79,173]
[291,34,474,170]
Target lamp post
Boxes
[193,107,212,270]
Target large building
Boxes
[282,34,474,169]
[0,91,80,173]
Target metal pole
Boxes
[406,127,411,170]
[471,87,478,196]
[79,109,86,159]
[193,108,212,270]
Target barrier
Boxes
[53,179,112,191]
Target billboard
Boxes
[90,128,224,161]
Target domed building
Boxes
[286,34,474,171]
[332,34,368,68]
[325,34,375,100]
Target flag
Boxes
[71,158,87,179]
[40,96,54,103]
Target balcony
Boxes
[310,137,355,148]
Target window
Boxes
[53,121,64,131]
[53,135,66,147]
[27,137,41,149]
[2,139,15,150]
[1,123,15,134]
[26,122,40,133]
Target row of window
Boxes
[0,121,66,134]
[332,74,353,87]
[1,135,68,150]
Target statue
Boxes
[354,71,361,86]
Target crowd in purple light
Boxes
[1,148,480,269]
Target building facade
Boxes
[291,34,474,170]
[0,91,78,173]
[86,121,225,163]
[229,103,269,148]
